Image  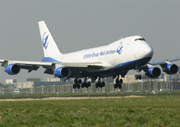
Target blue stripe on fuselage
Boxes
[112,57,152,71]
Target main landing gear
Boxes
[114,76,123,89]
[73,76,124,89]
[73,78,91,89]
[95,77,105,88]
[73,79,81,89]
[135,74,142,80]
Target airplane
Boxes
[0,21,180,89]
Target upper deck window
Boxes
[135,38,146,41]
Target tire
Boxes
[119,79,123,84]
[73,84,76,89]
[135,75,139,80]
[118,84,122,89]
[77,84,80,89]
[87,82,91,87]
[116,78,119,84]
[114,84,117,89]
[74,79,78,84]
[102,82,105,87]
[95,83,99,88]
[78,79,82,84]
[85,83,88,88]
[81,83,85,88]
[99,83,103,88]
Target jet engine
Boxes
[55,66,70,78]
[145,66,161,78]
[6,64,20,75]
[161,63,178,74]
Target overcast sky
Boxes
[0,0,180,83]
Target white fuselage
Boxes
[54,35,153,70]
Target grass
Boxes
[0,95,180,127]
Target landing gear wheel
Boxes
[119,79,123,84]
[114,84,118,89]
[116,78,119,84]
[78,79,82,84]
[77,84,80,89]
[95,80,105,88]
[95,83,99,88]
[114,76,123,89]
[85,83,89,88]
[74,79,78,84]
[102,82,105,87]
[73,84,76,89]
[135,74,142,80]
[73,79,82,89]
[118,83,122,89]
[81,83,85,88]
[87,82,91,87]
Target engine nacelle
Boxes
[145,66,161,78]
[6,64,20,75]
[162,63,178,74]
[55,67,70,78]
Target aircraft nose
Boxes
[133,42,154,59]
[143,45,153,57]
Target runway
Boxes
[1,92,180,100]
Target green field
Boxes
[0,95,180,127]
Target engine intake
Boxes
[6,64,20,75]
[55,67,70,78]
[145,66,161,78]
[162,64,178,74]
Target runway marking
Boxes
[0,96,144,102]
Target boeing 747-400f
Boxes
[0,21,180,89]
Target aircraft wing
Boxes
[0,59,110,73]
[0,59,53,72]
[149,57,180,66]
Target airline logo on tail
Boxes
[42,32,49,49]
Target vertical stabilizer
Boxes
[38,21,62,58]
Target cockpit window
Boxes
[135,38,146,41]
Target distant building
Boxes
[0,83,5,88]
[47,78,60,82]
[34,81,61,87]
[26,78,41,82]
[5,79,17,85]
[122,75,137,83]
[34,78,66,87]
[14,82,34,89]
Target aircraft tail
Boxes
[38,21,62,58]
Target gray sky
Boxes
[0,0,180,83]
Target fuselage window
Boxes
[135,38,146,41]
